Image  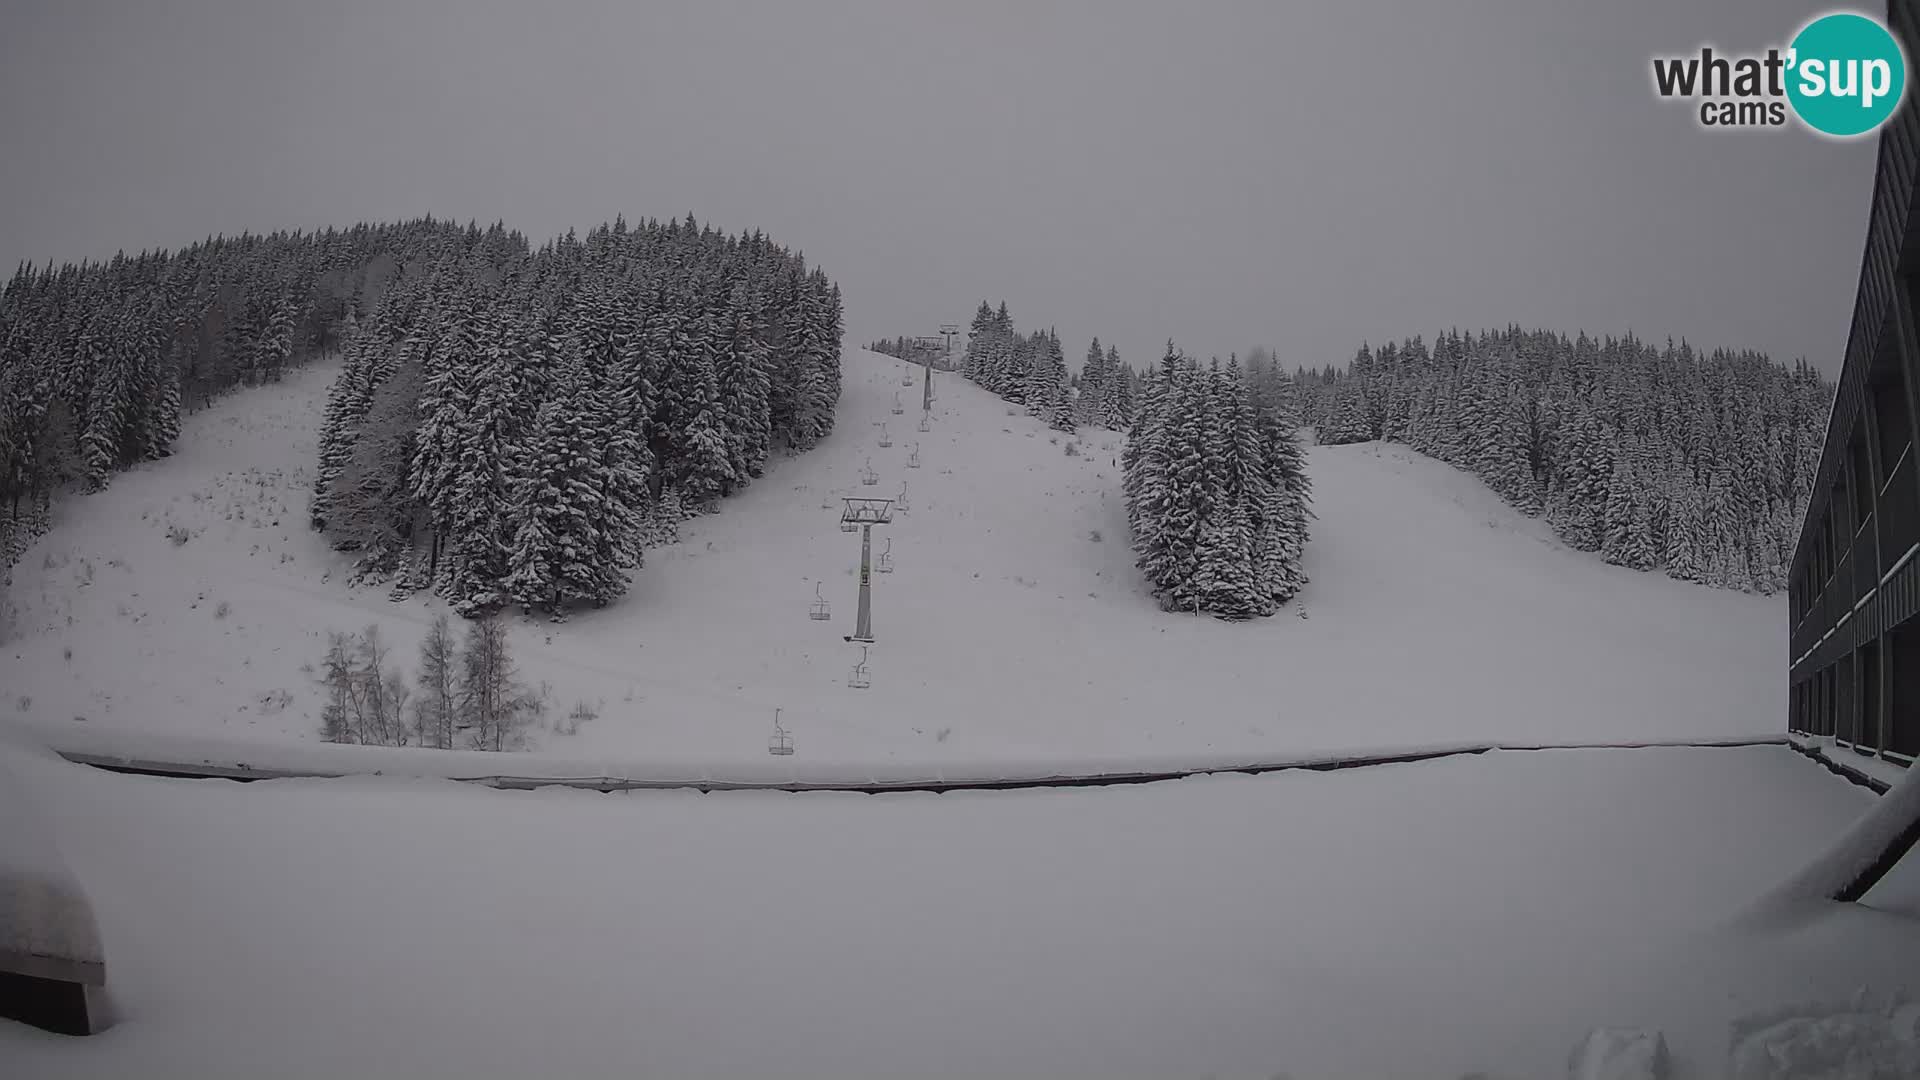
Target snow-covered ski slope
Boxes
[0,347,1784,768]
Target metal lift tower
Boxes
[839,497,894,642]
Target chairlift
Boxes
[917,412,932,432]
[892,392,905,416]
[907,443,921,469]
[877,423,893,448]
[809,581,831,620]
[876,537,894,574]
[768,708,794,756]
[861,458,879,486]
[847,646,872,689]
[895,481,910,512]
[901,369,914,386]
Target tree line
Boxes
[312,215,843,617]
[1125,347,1313,618]
[1296,328,1833,593]
[866,336,954,369]
[958,300,1139,432]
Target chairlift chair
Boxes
[907,443,921,469]
[901,370,914,386]
[809,582,831,620]
[877,423,892,448]
[876,537,894,574]
[892,392,905,416]
[895,481,910,512]
[918,412,932,432]
[861,458,879,486]
[768,708,794,756]
[847,646,872,689]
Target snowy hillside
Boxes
[0,347,1785,766]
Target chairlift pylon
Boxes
[809,581,831,620]
[768,707,794,756]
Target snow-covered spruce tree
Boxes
[1123,347,1180,597]
[1077,338,1107,426]
[501,357,604,617]
[961,301,994,382]
[1098,344,1131,430]
[1041,331,1075,432]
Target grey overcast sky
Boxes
[0,0,1879,375]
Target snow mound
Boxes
[0,347,1786,766]
[1569,1027,1670,1080]
[0,746,104,981]
[1729,993,1920,1079]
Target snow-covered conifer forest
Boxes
[1123,347,1312,618]
[1296,329,1834,594]
[959,300,1136,432]
[0,216,845,617]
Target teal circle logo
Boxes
[1786,12,1907,137]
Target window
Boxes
[1849,432,1874,531]
[1872,359,1913,487]
[1838,653,1858,744]
[1892,617,1920,758]
[1860,640,1882,752]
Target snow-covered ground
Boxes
[0,347,1785,767]
[2,741,1913,1078]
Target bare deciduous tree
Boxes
[413,613,458,749]
[458,614,537,751]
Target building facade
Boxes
[1786,0,1920,765]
